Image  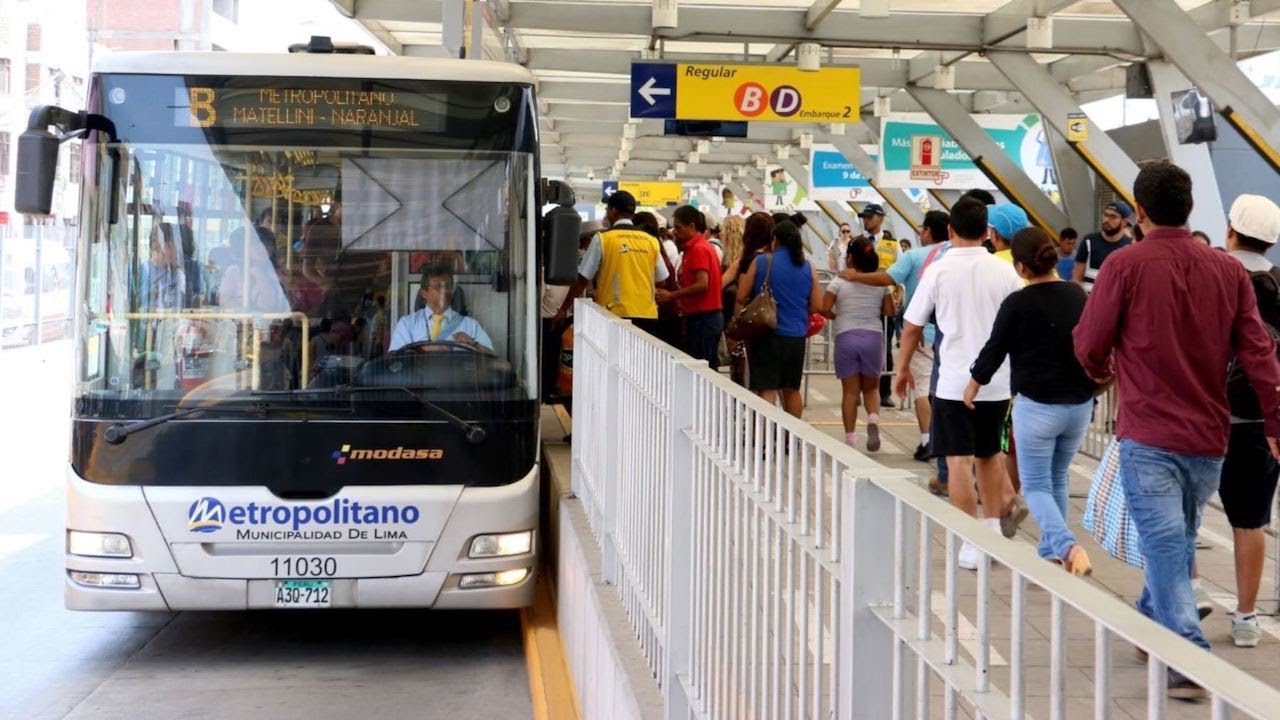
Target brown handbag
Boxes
[726,253,777,341]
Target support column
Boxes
[906,86,1070,232]
[1044,125,1098,233]
[780,157,846,260]
[1112,0,1280,171]
[986,50,1138,207]
[726,180,764,213]
[1147,62,1228,242]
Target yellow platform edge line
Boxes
[522,577,581,720]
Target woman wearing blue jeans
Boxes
[964,227,1098,575]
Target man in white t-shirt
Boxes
[895,197,1027,570]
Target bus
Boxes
[17,40,580,610]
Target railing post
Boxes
[600,317,621,585]
[664,360,699,720]
[839,474,896,719]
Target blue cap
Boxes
[1105,200,1133,220]
[859,203,885,218]
[988,204,1030,240]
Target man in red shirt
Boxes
[658,205,724,369]
[1073,162,1280,700]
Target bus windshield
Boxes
[77,141,535,420]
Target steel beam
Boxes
[982,0,1079,44]
[1043,124,1097,234]
[822,132,924,228]
[807,0,845,29]
[904,86,1069,232]
[1112,0,1280,166]
[986,50,1139,204]
[506,2,1146,56]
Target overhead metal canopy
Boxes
[330,0,1280,190]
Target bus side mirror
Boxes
[15,129,60,215]
[544,206,580,286]
[541,179,580,286]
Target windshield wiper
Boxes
[101,401,345,445]
[340,385,487,445]
[249,386,487,445]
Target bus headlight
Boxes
[68,531,133,558]
[69,571,141,589]
[458,568,530,589]
[469,531,532,558]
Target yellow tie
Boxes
[430,313,444,341]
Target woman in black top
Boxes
[963,227,1098,576]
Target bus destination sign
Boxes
[176,86,426,131]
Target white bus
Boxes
[17,40,580,610]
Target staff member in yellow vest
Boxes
[554,190,670,336]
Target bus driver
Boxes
[389,264,494,353]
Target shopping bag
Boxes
[1081,439,1145,568]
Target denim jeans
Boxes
[1118,439,1223,650]
[683,311,725,370]
[1011,396,1092,561]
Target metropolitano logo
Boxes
[187,497,227,533]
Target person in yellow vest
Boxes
[858,203,899,271]
[554,190,670,336]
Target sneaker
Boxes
[1194,585,1213,619]
[913,443,931,462]
[927,476,949,497]
[866,423,881,452]
[1167,670,1207,701]
[958,541,980,571]
[999,496,1029,539]
[1233,614,1262,648]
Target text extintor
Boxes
[909,135,944,181]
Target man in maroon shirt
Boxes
[1073,162,1280,700]
[658,205,724,368]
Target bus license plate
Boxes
[274,579,331,608]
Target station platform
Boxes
[797,370,1280,718]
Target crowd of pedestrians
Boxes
[555,174,1280,697]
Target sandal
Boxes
[1064,545,1093,577]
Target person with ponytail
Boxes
[735,220,823,418]
[963,227,1098,576]
[822,237,895,451]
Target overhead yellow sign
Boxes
[620,181,684,207]
[674,64,861,123]
[1067,112,1089,142]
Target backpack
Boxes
[1226,266,1280,420]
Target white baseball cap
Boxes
[1229,194,1280,244]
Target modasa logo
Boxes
[332,444,445,465]
[187,497,227,533]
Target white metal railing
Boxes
[1080,384,1118,461]
[570,299,1280,720]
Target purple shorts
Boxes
[834,329,884,379]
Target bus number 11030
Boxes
[271,556,337,577]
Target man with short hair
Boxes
[841,209,950,462]
[658,205,724,368]
[1074,164,1280,699]
[1073,200,1133,292]
[389,264,494,352]
[1056,228,1079,281]
[1219,194,1280,649]
[555,190,670,335]
[896,198,1027,569]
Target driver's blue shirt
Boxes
[389,308,494,352]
